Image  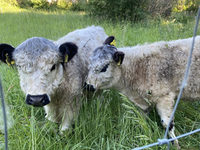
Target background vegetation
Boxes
[2,0,200,21]
[0,0,200,150]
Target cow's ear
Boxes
[0,44,15,66]
[103,36,116,46]
[113,51,124,66]
[59,42,78,63]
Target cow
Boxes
[0,26,108,131]
[86,36,200,148]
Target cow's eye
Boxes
[100,64,109,72]
[50,64,56,72]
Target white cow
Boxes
[0,26,108,131]
[86,36,200,148]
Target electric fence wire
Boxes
[0,75,8,150]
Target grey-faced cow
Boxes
[86,36,200,148]
[0,26,108,131]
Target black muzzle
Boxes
[84,82,96,92]
[26,94,50,107]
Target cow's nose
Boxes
[84,82,96,92]
[26,94,50,107]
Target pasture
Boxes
[0,4,200,150]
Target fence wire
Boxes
[0,75,8,150]
[133,7,200,150]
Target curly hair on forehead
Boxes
[15,37,58,56]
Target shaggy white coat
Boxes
[11,26,107,131]
[87,36,200,148]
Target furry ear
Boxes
[59,42,78,63]
[113,51,125,66]
[0,43,15,66]
[103,36,116,46]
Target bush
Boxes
[30,0,50,9]
[57,0,72,9]
[70,0,87,11]
[173,0,200,13]
[15,0,82,11]
[87,0,148,22]
[16,0,32,8]
[147,0,177,17]
[16,0,51,9]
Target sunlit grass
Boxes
[0,2,200,150]
[0,0,25,13]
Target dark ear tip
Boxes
[114,51,124,56]
[113,51,125,65]
[69,42,78,50]
[59,42,78,53]
[120,51,125,56]
[59,42,78,62]
[66,42,78,52]
[0,43,15,49]
[109,36,115,40]
[103,36,115,45]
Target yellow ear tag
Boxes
[117,61,121,66]
[11,60,15,65]
[5,53,11,66]
[65,55,68,63]
[117,56,121,66]
[110,39,116,46]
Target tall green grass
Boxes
[0,4,200,150]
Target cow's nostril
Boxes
[42,98,47,104]
[29,99,33,103]
[84,83,96,92]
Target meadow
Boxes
[0,3,200,150]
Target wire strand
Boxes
[0,75,8,150]
[164,6,200,139]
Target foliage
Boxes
[57,0,72,9]
[11,0,87,11]
[147,0,177,17]
[3,0,18,6]
[173,0,200,12]
[30,0,50,9]
[16,0,32,8]
[87,0,148,22]
[2,0,199,21]
[70,0,87,11]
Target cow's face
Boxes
[0,37,78,107]
[86,36,124,90]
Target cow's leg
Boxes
[60,99,81,132]
[156,92,180,149]
[60,109,74,131]
[44,104,59,123]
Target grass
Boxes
[0,3,200,150]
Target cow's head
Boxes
[86,36,124,90]
[0,37,77,107]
